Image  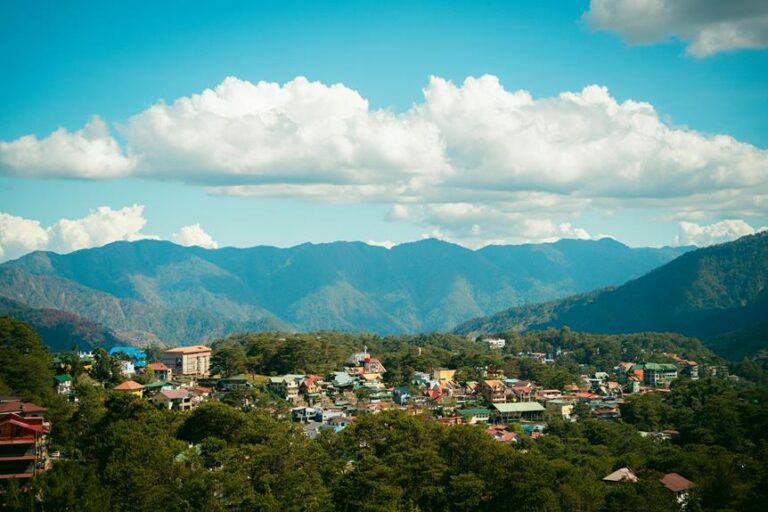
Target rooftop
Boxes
[492,402,545,413]
[113,380,144,391]
[163,345,211,354]
[660,473,695,492]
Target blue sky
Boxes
[1,0,767,259]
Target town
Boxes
[3,333,730,508]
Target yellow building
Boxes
[113,380,144,397]
[432,368,456,382]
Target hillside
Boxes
[0,237,689,344]
[0,296,125,352]
[454,232,768,358]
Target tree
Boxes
[0,316,55,403]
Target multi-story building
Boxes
[641,363,678,387]
[0,404,50,480]
[480,379,507,404]
[268,375,302,402]
[161,345,212,377]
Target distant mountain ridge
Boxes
[0,237,690,345]
[454,232,768,359]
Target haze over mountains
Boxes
[455,232,768,358]
[0,237,689,348]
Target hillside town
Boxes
[3,335,734,507]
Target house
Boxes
[492,402,545,422]
[485,425,519,443]
[660,473,696,507]
[119,360,136,377]
[301,375,325,403]
[0,402,48,418]
[480,379,507,403]
[147,362,173,381]
[328,416,355,432]
[432,368,456,382]
[161,345,212,376]
[393,387,412,405]
[113,380,144,397]
[0,412,50,479]
[457,408,491,424]
[482,338,506,349]
[152,389,194,411]
[268,375,302,402]
[362,357,386,375]
[53,374,72,395]
[603,467,638,483]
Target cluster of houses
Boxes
[53,345,214,412]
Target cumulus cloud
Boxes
[172,223,219,249]
[0,116,135,178]
[675,219,768,246]
[0,213,49,260]
[0,205,158,261]
[584,0,768,57]
[1,75,767,245]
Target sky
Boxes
[1,0,767,261]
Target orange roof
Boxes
[163,345,211,354]
[483,379,504,387]
[114,380,144,391]
[0,401,47,414]
[148,362,170,371]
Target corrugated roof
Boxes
[492,402,545,413]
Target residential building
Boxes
[152,389,194,411]
[482,338,506,349]
[603,467,638,483]
[161,345,212,376]
[113,380,144,397]
[480,379,507,404]
[53,374,72,395]
[268,375,302,402]
[432,368,456,382]
[0,402,47,418]
[147,362,173,381]
[545,399,574,419]
[0,412,50,479]
[660,473,696,507]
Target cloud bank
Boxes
[1,75,767,245]
[584,0,768,57]
[1,206,165,262]
[675,219,768,246]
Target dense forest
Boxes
[455,232,768,359]
[2,317,768,511]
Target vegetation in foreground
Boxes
[2,317,768,511]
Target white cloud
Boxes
[46,205,157,253]
[0,116,135,178]
[584,0,768,57]
[1,75,767,245]
[675,219,768,246]
[0,205,158,261]
[366,240,397,249]
[172,224,219,249]
[0,213,50,261]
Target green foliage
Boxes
[0,316,55,404]
[456,232,768,360]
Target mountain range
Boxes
[0,237,689,346]
[454,232,768,358]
